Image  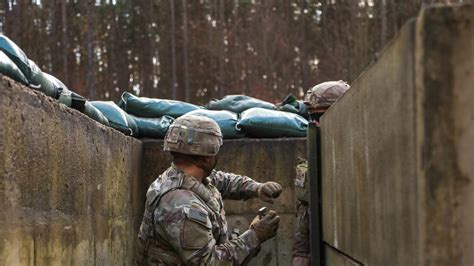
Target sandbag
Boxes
[185,109,245,139]
[237,107,308,138]
[0,35,30,78]
[277,93,309,119]
[207,95,275,113]
[41,73,87,111]
[131,115,174,138]
[0,51,28,84]
[27,62,60,98]
[90,101,138,136]
[118,92,201,118]
[83,101,109,126]
[0,36,60,98]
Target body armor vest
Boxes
[136,166,224,265]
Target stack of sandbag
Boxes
[0,35,109,126]
[116,92,208,138]
[206,94,308,138]
[0,35,309,139]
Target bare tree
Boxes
[169,0,177,100]
[182,0,190,102]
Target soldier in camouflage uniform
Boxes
[137,115,283,265]
[292,81,350,266]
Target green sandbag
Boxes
[277,94,309,119]
[83,101,110,126]
[0,35,31,78]
[118,92,201,118]
[207,95,275,113]
[0,51,28,84]
[185,109,245,139]
[43,73,87,111]
[90,101,138,136]
[130,115,174,138]
[27,61,59,98]
[0,36,60,98]
[237,107,308,138]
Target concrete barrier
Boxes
[320,4,473,265]
[0,77,143,265]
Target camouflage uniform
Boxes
[293,160,310,258]
[292,81,350,264]
[137,164,262,265]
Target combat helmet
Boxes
[164,114,223,156]
[304,80,350,112]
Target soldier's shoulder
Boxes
[158,189,206,210]
[155,189,211,227]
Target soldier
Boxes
[292,81,350,266]
[137,114,283,265]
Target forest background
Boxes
[0,0,470,104]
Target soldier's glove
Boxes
[250,210,280,242]
[257,182,283,204]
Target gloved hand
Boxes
[250,210,280,242]
[257,182,283,204]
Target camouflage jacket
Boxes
[293,159,310,259]
[137,164,262,265]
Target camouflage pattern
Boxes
[164,114,223,156]
[303,80,350,110]
[137,164,263,265]
[294,159,308,203]
[293,159,310,259]
[293,202,310,259]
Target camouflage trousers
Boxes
[293,200,310,258]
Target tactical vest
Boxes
[136,167,223,265]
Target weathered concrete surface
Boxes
[0,77,143,265]
[321,19,418,266]
[141,138,306,265]
[320,4,473,266]
[324,245,361,266]
[416,5,474,265]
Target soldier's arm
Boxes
[210,170,262,200]
[156,191,261,265]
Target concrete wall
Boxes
[0,77,144,265]
[320,4,473,266]
[140,138,306,266]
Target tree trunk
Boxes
[170,0,177,100]
[86,0,96,99]
[217,0,225,98]
[182,0,190,102]
[61,0,69,85]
